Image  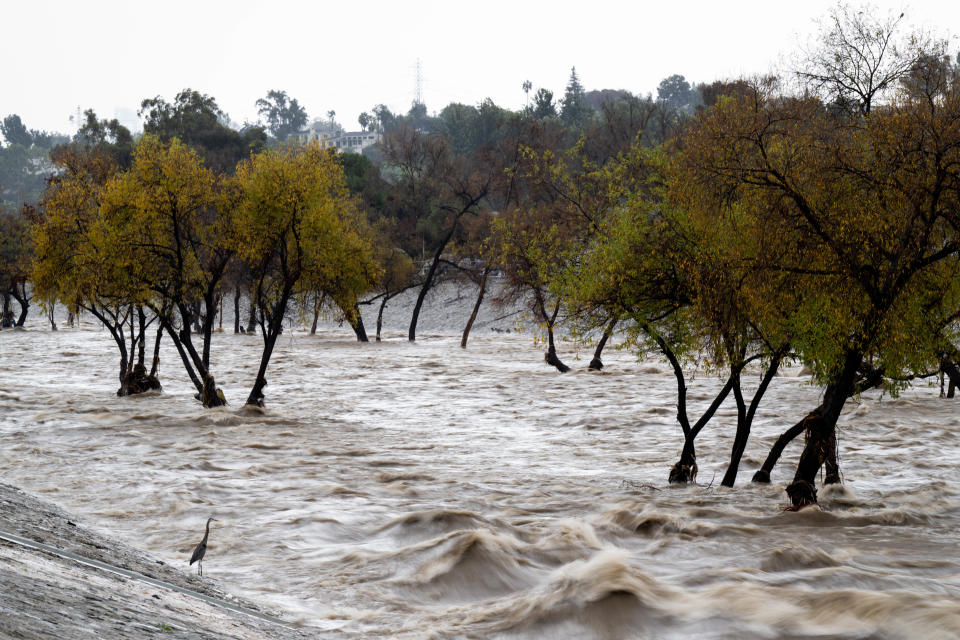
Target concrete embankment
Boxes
[0,482,314,640]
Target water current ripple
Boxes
[2,304,959,638]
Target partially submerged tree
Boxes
[379,124,498,341]
[492,204,574,371]
[99,135,231,406]
[0,209,32,327]
[681,40,960,504]
[233,143,379,406]
[31,142,161,394]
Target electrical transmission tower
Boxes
[414,58,424,107]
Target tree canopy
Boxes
[256,90,309,142]
[139,89,266,173]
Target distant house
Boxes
[331,130,380,153]
[294,122,340,148]
[295,122,380,153]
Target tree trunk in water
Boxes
[720,374,748,487]
[201,373,226,407]
[159,311,225,407]
[376,295,393,342]
[750,411,845,486]
[589,318,617,370]
[246,296,257,334]
[191,300,202,334]
[785,352,861,507]
[1,292,11,327]
[48,306,57,331]
[544,326,571,372]
[126,305,137,376]
[941,358,960,398]
[247,329,280,406]
[11,284,28,327]
[137,307,147,367]
[116,325,129,391]
[233,287,241,334]
[408,275,433,342]
[246,282,294,407]
[542,300,569,373]
[669,439,698,484]
[150,323,163,378]
[162,322,203,395]
[721,352,784,487]
[751,417,808,483]
[311,294,321,335]
[409,216,463,342]
[195,294,226,408]
[199,294,218,371]
[666,364,741,484]
[350,305,369,342]
[120,362,163,396]
[115,342,130,396]
[643,323,697,484]
[461,266,490,349]
[117,307,162,396]
[753,362,880,484]
[86,306,129,396]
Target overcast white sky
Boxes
[3,1,958,136]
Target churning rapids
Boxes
[1,290,959,639]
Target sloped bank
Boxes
[0,482,313,640]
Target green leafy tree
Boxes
[438,99,511,155]
[0,209,33,326]
[139,89,266,173]
[405,102,437,132]
[358,112,372,131]
[561,141,791,485]
[656,74,700,111]
[372,104,399,133]
[69,109,134,169]
[560,67,592,127]
[0,143,49,209]
[256,90,308,141]
[0,115,32,147]
[531,88,557,119]
[0,115,67,209]
[681,42,960,505]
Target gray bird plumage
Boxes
[190,517,217,576]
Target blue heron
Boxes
[189,517,217,576]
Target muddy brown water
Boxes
[1,301,959,638]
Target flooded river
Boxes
[1,293,959,638]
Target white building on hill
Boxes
[296,122,380,154]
